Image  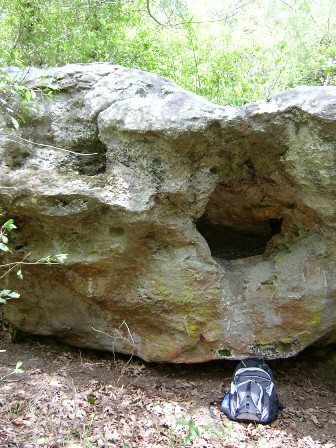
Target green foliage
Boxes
[0,66,68,307]
[0,216,68,305]
[87,394,96,405]
[13,360,24,373]
[0,0,335,105]
[0,289,20,304]
[0,70,37,129]
[0,218,17,253]
[176,417,200,445]
[0,359,24,382]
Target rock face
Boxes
[0,64,335,362]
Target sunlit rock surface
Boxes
[0,64,335,362]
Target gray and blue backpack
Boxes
[220,358,280,424]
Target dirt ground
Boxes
[0,325,335,448]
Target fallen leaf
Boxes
[310,415,320,426]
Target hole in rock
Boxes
[196,216,283,260]
[3,145,30,170]
[196,181,285,261]
[69,137,107,176]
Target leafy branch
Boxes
[0,70,99,156]
[146,0,257,28]
[0,70,37,130]
[0,218,68,304]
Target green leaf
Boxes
[7,291,20,299]
[177,417,199,443]
[54,253,68,263]
[24,89,31,100]
[87,395,96,405]
[183,435,191,444]
[0,298,7,304]
[0,289,11,297]
[176,418,188,426]
[14,361,24,374]
[10,116,20,129]
[189,423,199,438]
[17,268,23,280]
[2,219,17,231]
[0,242,9,252]
[1,234,8,244]
[0,290,20,300]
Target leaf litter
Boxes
[0,327,335,448]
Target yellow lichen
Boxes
[310,313,321,327]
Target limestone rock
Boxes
[0,64,335,362]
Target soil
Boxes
[0,325,335,448]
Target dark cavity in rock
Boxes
[196,182,284,260]
[196,216,283,259]
[68,136,107,176]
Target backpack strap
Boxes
[208,400,221,420]
[234,367,273,381]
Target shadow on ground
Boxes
[0,326,335,448]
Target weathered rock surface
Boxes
[0,63,335,362]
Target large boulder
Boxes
[0,64,335,362]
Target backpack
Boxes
[220,358,280,424]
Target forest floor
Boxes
[0,325,335,448]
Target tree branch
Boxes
[146,0,257,28]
